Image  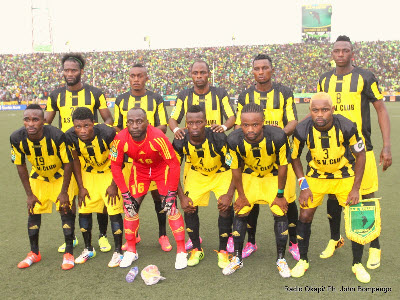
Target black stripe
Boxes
[207,140,217,158]
[211,89,217,110]
[98,137,106,154]
[324,74,332,92]
[325,172,334,179]
[85,88,92,105]
[123,96,129,111]
[308,127,315,149]
[248,88,254,103]
[266,138,273,156]
[31,172,39,179]
[198,94,206,118]
[251,143,261,157]
[341,165,350,178]
[258,91,267,109]
[335,75,343,93]
[22,139,31,155]
[335,125,341,147]
[238,143,246,158]
[59,91,66,107]
[350,72,359,92]
[147,94,154,111]
[320,131,330,148]
[271,167,278,176]
[187,92,194,108]
[33,141,42,157]
[86,144,96,157]
[72,91,78,106]
[195,144,204,158]
[134,97,141,108]
[54,172,62,180]
[86,166,94,173]
[46,136,54,155]
[273,89,280,109]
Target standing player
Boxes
[45,53,114,253]
[223,103,291,277]
[110,108,187,269]
[65,108,124,267]
[235,54,299,260]
[114,64,171,251]
[173,105,234,269]
[11,104,75,270]
[318,36,391,268]
[290,93,369,283]
[169,59,236,250]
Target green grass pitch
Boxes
[0,103,398,299]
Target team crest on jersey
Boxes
[110,140,120,161]
[225,153,233,166]
[354,139,365,153]
[11,148,16,162]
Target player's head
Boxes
[72,107,95,141]
[332,35,354,67]
[186,105,206,139]
[240,103,265,143]
[252,54,274,85]
[23,104,44,139]
[62,53,85,86]
[310,92,334,129]
[129,63,148,93]
[190,60,210,89]
[127,107,148,141]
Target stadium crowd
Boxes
[1,40,399,102]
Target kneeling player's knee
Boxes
[28,214,41,236]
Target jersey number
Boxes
[35,157,45,166]
[138,158,153,164]
[323,149,329,159]
[131,183,144,195]
[336,93,341,104]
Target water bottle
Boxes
[126,266,139,283]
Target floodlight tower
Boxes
[31,0,54,52]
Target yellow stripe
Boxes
[155,138,171,159]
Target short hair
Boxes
[190,60,210,72]
[241,103,264,119]
[253,54,273,68]
[132,63,146,68]
[128,107,147,118]
[25,104,44,118]
[72,107,94,122]
[187,105,206,119]
[62,53,86,69]
[335,35,353,50]
[310,92,333,107]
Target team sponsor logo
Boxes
[11,149,16,162]
[225,153,233,166]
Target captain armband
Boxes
[298,177,309,190]
[351,139,365,153]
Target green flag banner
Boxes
[344,198,381,245]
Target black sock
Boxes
[110,214,123,254]
[287,201,298,244]
[28,214,41,255]
[327,197,342,241]
[274,215,288,260]
[218,213,233,251]
[297,220,312,262]
[79,213,93,251]
[233,215,248,261]
[184,207,200,250]
[370,237,380,249]
[61,212,75,255]
[352,241,364,265]
[97,213,108,237]
[153,199,167,237]
[247,204,259,244]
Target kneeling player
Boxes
[66,108,124,267]
[290,92,369,283]
[11,104,75,270]
[223,103,291,277]
[173,105,234,268]
[110,108,187,269]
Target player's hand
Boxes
[379,146,392,171]
[121,191,139,217]
[161,190,178,215]
[271,196,288,213]
[78,187,90,208]
[233,195,251,214]
[210,124,225,133]
[56,191,71,214]
[173,128,186,140]
[298,188,313,208]
[180,193,196,214]
[217,193,233,212]
[106,184,120,206]
[27,194,41,215]
[346,188,360,206]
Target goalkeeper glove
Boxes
[161,190,177,215]
[122,191,140,217]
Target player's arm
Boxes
[16,164,41,215]
[70,149,90,208]
[99,108,113,125]
[109,139,129,194]
[44,94,57,124]
[282,91,298,136]
[44,111,56,125]
[168,96,186,139]
[372,100,392,171]
[113,99,123,132]
[212,91,236,133]
[155,95,168,134]
[106,179,120,206]
[346,136,366,205]
[283,120,297,136]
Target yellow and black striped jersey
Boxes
[46,84,108,132]
[292,115,364,179]
[65,123,116,174]
[236,83,298,127]
[114,90,167,129]
[227,126,289,177]
[173,128,229,176]
[170,86,235,126]
[318,66,383,151]
[10,125,72,182]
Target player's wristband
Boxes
[173,127,180,134]
[298,177,310,190]
[277,188,284,194]
[221,125,228,131]
[276,193,284,198]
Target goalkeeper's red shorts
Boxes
[128,165,169,198]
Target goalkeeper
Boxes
[110,108,187,270]
[290,93,369,283]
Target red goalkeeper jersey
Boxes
[110,125,180,194]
